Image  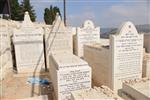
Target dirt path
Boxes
[0,70,54,100]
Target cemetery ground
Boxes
[0,68,54,100]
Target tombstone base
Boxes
[17,64,45,75]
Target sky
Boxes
[19,0,150,28]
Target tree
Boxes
[44,8,51,24]
[44,5,61,25]
[21,0,36,21]
[10,0,23,21]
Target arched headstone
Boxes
[110,21,143,91]
[74,20,100,57]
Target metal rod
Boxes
[7,0,11,19]
[64,0,66,26]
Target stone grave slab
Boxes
[71,86,123,100]
[122,78,150,100]
[49,52,91,100]
[84,43,110,87]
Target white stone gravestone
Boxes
[110,21,143,91]
[0,20,12,80]
[74,20,100,57]
[49,52,91,100]
[45,13,72,68]
[13,12,45,73]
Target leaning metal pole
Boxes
[7,0,11,19]
[64,0,66,26]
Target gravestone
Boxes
[0,19,12,80]
[45,13,72,68]
[74,20,100,57]
[49,52,91,100]
[45,13,72,53]
[110,21,143,91]
[13,12,45,73]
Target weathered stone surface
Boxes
[110,21,143,91]
[0,19,13,80]
[49,52,91,100]
[144,34,150,53]
[84,43,110,87]
[142,53,150,77]
[122,78,150,100]
[100,38,109,46]
[45,14,73,68]
[74,20,100,57]
[13,12,45,73]
[16,95,48,100]
[45,14,72,54]
[71,86,123,100]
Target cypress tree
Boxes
[44,8,51,24]
[44,5,61,25]
[10,0,23,21]
[21,0,36,21]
